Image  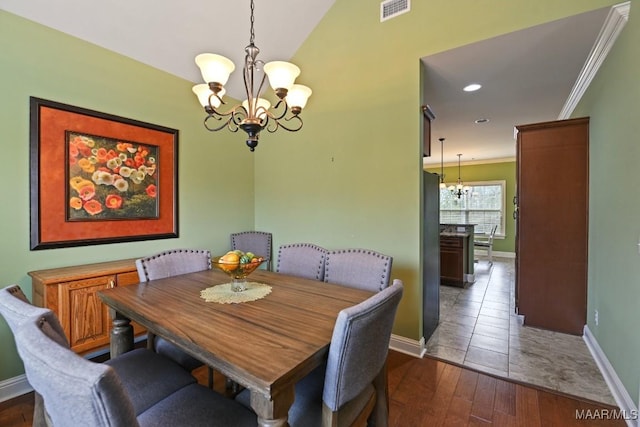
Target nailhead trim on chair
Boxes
[230,231,273,268]
[139,249,212,281]
[324,248,392,290]
[231,232,272,249]
[277,243,327,280]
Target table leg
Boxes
[250,386,295,427]
[110,311,134,358]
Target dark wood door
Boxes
[515,117,588,335]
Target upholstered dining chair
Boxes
[7,304,258,426]
[230,231,273,270]
[236,279,404,426]
[276,243,328,281]
[324,248,393,292]
[0,286,51,427]
[136,249,212,381]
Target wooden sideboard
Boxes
[29,258,145,355]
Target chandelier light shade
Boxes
[449,153,471,198]
[193,0,312,152]
[195,54,235,86]
[192,84,224,109]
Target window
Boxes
[440,180,505,236]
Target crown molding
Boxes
[558,2,631,119]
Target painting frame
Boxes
[29,97,179,250]
[422,104,435,158]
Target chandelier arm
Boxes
[268,99,290,121]
[203,105,249,132]
[207,104,243,120]
[266,115,303,133]
[230,107,248,126]
[208,92,225,109]
[243,61,254,108]
[204,115,235,132]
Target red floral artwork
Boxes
[67,132,159,220]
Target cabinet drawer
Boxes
[440,237,462,248]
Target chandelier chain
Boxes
[249,0,255,45]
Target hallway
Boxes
[425,257,615,405]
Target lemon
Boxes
[219,252,240,272]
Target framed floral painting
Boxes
[30,97,179,250]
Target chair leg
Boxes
[207,366,214,389]
[370,362,389,427]
[146,332,156,351]
[488,246,493,265]
[225,378,241,395]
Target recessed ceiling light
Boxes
[475,118,490,124]
[463,83,482,92]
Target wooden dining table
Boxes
[97,268,375,427]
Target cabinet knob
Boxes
[109,280,115,288]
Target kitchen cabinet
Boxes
[29,258,145,355]
[515,117,588,335]
[440,235,468,287]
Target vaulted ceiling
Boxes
[0,1,613,164]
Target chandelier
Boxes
[449,153,470,198]
[438,138,446,189]
[192,0,312,152]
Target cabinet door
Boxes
[58,275,115,354]
[440,237,464,285]
[516,118,588,335]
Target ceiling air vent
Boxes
[380,0,410,22]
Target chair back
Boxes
[488,224,498,242]
[0,285,69,427]
[276,243,327,281]
[231,231,273,270]
[136,248,211,281]
[0,285,51,331]
[14,313,140,427]
[135,249,210,371]
[323,279,403,411]
[477,225,497,242]
[324,249,393,291]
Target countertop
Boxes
[440,232,472,238]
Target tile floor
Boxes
[425,257,616,406]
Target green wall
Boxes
[573,1,640,405]
[0,11,255,382]
[253,0,615,338]
[425,162,517,253]
[252,0,630,399]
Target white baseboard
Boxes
[583,325,638,426]
[476,250,515,259]
[0,374,32,403]
[390,334,425,358]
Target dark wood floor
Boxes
[0,350,625,426]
